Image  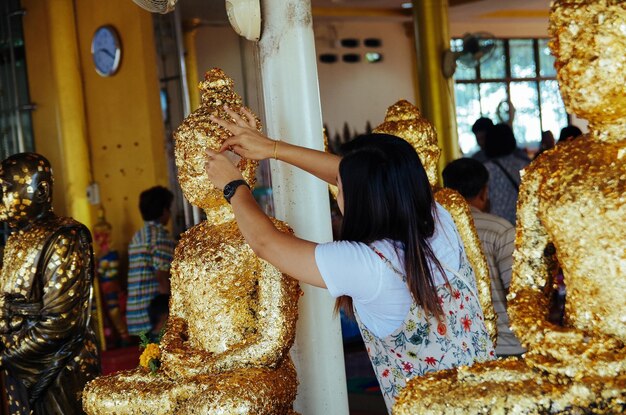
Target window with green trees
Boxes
[452,38,568,155]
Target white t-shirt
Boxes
[315,203,464,338]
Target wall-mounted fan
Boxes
[442,32,496,78]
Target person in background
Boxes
[483,123,529,225]
[442,158,525,357]
[126,186,176,337]
[534,130,556,159]
[470,117,494,162]
[558,125,583,143]
[147,294,170,342]
[93,209,131,347]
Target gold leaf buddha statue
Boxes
[373,100,498,346]
[82,68,301,415]
[0,152,99,414]
[394,1,626,413]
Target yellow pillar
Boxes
[412,0,459,175]
[45,0,93,227]
[183,27,201,112]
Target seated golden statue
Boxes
[82,68,301,415]
[0,153,99,414]
[394,1,626,413]
[374,100,498,346]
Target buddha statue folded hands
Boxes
[82,68,302,415]
[393,1,626,413]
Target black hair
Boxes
[148,294,170,330]
[139,186,173,221]
[442,158,489,199]
[558,125,582,142]
[484,123,517,158]
[471,117,494,135]
[337,133,445,319]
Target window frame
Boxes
[452,37,569,154]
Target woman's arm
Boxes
[204,149,326,288]
[211,106,340,185]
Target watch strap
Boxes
[223,179,250,204]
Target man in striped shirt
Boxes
[126,186,176,337]
[443,158,525,356]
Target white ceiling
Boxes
[449,0,550,21]
[449,0,551,37]
[179,0,551,28]
[311,0,407,8]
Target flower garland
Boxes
[138,329,164,374]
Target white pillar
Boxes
[258,1,350,414]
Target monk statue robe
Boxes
[0,153,99,414]
[83,68,301,415]
[394,1,626,413]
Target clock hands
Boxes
[96,48,116,60]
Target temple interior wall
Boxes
[22,0,170,252]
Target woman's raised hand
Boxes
[210,105,277,160]
[204,148,243,190]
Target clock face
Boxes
[91,25,121,77]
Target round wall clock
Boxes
[91,25,122,77]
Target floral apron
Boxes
[355,246,495,413]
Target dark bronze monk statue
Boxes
[0,152,99,414]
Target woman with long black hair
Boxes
[205,106,494,412]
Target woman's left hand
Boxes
[205,148,243,190]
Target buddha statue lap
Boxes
[394,1,626,413]
[82,68,301,415]
[373,100,498,347]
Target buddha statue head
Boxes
[550,0,626,132]
[373,100,440,187]
[0,153,53,229]
[174,68,259,219]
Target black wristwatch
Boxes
[223,179,250,204]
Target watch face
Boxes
[224,183,235,198]
[223,180,248,203]
[91,25,121,77]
